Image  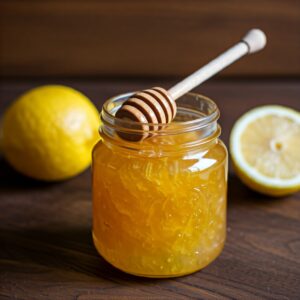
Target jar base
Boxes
[92,232,225,278]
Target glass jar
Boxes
[92,92,228,278]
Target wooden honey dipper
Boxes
[116,29,266,141]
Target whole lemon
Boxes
[2,85,100,181]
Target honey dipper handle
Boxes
[168,29,267,100]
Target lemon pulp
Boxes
[92,135,227,277]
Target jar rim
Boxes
[101,92,220,136]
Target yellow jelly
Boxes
[92,93,228,277]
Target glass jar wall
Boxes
[92,93,228,277]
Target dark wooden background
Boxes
[1,0,300,77]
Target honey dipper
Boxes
[116,29,266,141]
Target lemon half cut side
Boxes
[230,105,300,196]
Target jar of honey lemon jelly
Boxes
[92,92,228,277]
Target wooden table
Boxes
[1,79,300,299]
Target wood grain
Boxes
[0,0,300,77]
[0,79,300,299]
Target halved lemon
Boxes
[230,105,300,196]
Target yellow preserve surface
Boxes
[92,135,227,277]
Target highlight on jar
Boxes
[92,29,268,277]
